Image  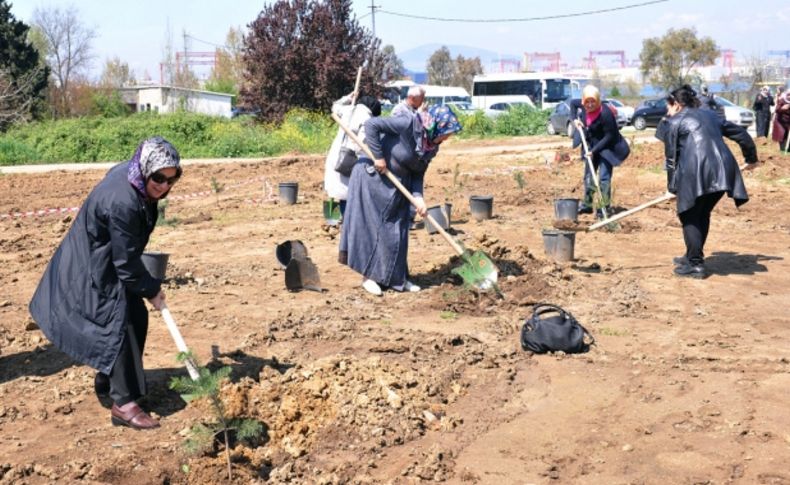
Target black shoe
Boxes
[673,263,706,279]
[577,206,593,215]
[672,255,688,266]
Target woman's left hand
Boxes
[413,196,427,217]
[374,158,387,174]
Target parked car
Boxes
[714,96,754,128]
[484,101,535,118]
[607,98,634,124]
[547,98,625,137]
[631,98,667,130]
[445,101,476,114]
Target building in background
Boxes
[119,85,233,117]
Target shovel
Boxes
[587,192,675,232]
[331,113,499,291]
[577,122,609,220]
[160,304,200,381]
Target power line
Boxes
[185,33,230,50]
[377,0,668,23]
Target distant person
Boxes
[655,85,757,279]
[392,85,428,229]
[324,93,382,216]
[391,85,426,118]
[772,90,790,152]
[570,85,630,218]
[339,105,462,296]
[697,84,724,119]
[29,137,183,430]
[752,87,774,138]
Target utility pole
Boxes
[370,0,378,37]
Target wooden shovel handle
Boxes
[587,192,674,231]
[351,67,363,105]
[331,113,465,256]
[161,304,200,381]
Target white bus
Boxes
[471,72,589,110]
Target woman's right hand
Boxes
[374,158,387,174]
[148,290,166,311]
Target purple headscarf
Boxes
[127,137,181,198]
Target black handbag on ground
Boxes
[520,303,594,354]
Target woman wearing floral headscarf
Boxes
[772,90,790,152]
[30,137,182,430]
[339,105,462,296]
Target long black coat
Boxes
[29,161,162,374]
[657,107,757,214]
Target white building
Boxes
[119,86,234,117]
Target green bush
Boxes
[0,105,548,166]
[0,110,337,165]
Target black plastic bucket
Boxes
[275,240,308,269]
[425,203,452,234]
[141,252,170,280]
[541,229,576,262]
[554,198,579,222]
[469,195,494,221]
[279,182,299,205]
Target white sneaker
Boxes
[404,280,421,292]
[362,279,383,296]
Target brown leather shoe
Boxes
[111,402,160,430]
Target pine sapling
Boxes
[513,171,526,192]
[210,177,224,207]
[169,351,263,482]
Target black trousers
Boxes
[678,191,724,266]
[107,295,149,406]
[755,113,770,137]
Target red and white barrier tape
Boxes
[2,176,277,221]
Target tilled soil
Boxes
[1,134,790,484]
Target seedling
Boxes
[513,171,526,192]
[210,177,224,207]
[169,351,263,481]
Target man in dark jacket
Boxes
[656,85,757,279]
[29,137,182,430]
[752,87,774,137]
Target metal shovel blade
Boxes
[323,199,342,226]
[285,257,323,292]
[451,250,499,290]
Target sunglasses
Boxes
[150,171,180,185]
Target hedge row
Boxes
[0,107,550,166]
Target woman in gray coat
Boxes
[339,105,462,296]
[656,85,757,279]
[29,137,182,429]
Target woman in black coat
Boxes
[752,87,774,138]
[29,137,182,429]
[656,85,758,279]
[571,85,630,217]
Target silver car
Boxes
[715,96,754,128]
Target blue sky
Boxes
[9,0,790,80]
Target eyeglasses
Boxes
[150,171,180,186]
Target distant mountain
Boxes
[397,43,520,74]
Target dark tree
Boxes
[0,0,49,129]
[241,0,382,122]
[427,46,453,86]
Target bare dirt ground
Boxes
[1,134,790,484]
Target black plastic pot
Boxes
[541,229,576,262]
[469,195,494,221]
[278,182,299,205]
[554,198,579,222]
[141,252,170,280]
[425,203,452,234]
[275,240,308,269]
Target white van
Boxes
[423,85,472,106]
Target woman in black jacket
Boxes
[656,85,758,279]
[571,85,630,217]
[29,137,182,429]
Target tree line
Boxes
[1,0,775,132]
